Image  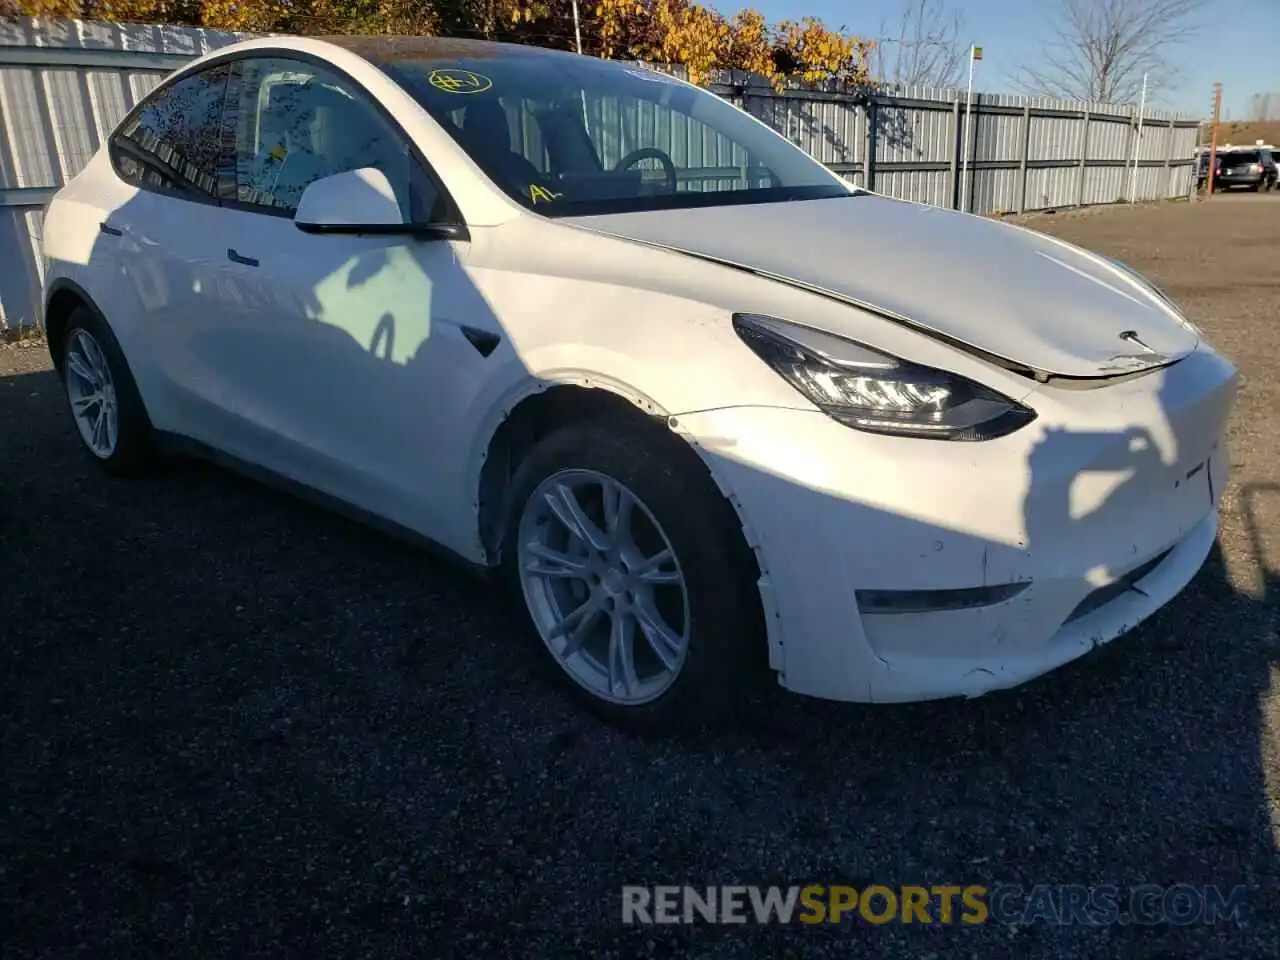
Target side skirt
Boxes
[153,430,497,584]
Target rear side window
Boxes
[110,64,230,201]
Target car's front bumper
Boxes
[673,347,1238,703]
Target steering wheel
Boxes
[614,147,678,194]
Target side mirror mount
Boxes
[293,167,465,240]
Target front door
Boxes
[187,55,496,536]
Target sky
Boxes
[729,0,1279,119]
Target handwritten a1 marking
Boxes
[529,184,563,204]
[428,68,493,95]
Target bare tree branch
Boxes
[1013,0,1206,104]
[875,0,968,88]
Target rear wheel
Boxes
[502,420,762,732]
[58,305,154,474]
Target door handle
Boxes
[98,222,122,236]
[227,248,259,267]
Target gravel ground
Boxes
[2,193,1278,958]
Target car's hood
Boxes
[563,195,1198,378]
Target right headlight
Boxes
[733,313,1036,441]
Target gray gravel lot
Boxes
[2,193,1278,958]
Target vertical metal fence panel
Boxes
[126,70,162,105]
[1088,117,1131,161]
[1022,166,1075,211]
[0,206,41,325]
[0,16,1204,331]
[972,168,1018,215]
[977,112,1021,163]
[43,67,97,180]
[1,65,57,188]
[1082,167,1106,205]
[748,92,864,178]
[0,16,246,328]
[1140,166,1163,199]
[873,168,951,207]
[1027,115,1082,162]
[1136,120,1168,162]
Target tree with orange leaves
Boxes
[10,1,203,22]
[774,15,873,85]
[596,0,871,87]
[6,0,872,88]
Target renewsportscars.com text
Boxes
[621,884,1248,926]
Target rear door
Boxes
[1224,150,1259,177]
[102,63,234,433]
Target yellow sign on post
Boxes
[972,46,983,60]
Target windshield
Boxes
[379,53,853,217]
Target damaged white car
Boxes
[40,36,1237,729]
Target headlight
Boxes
[733,313,1036,441]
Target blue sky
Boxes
[729,0,1278,118]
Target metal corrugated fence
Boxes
[0,16,1200,330]
[0,17,248,330]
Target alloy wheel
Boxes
[63,328,118,459]
[517,469,690,705]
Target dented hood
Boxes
[564,194,1198,378]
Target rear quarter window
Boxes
[110,64,230,202]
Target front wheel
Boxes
[502,421,763,732]
[58,305,155,474]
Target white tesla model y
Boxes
[41,35,1237,729]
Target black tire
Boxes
[1249,182,1262,192]
[58,304,155,475]
[501,420,764,734]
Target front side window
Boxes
[224,56,438,220]
[380,54,851,217]
[111,63,230,201]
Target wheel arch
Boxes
[474,380,762,589]
[43,278,105,374]
[476,381,665,562]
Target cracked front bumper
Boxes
[673,347,1236,703]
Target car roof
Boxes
[315,35,581,65]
